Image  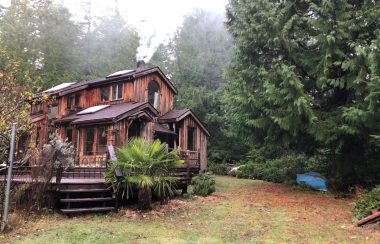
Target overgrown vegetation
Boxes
[236,149,328,185]
[353,185,380,220]
[224,0,380,190]
[207,162,229,175]
[191,172,216,196]
[23,133,74,210]
[105,138,183,209]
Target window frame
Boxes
[100,86,110,102]
[64,127,73,143]
[112,83,123,101]
[187,127,196,151]
[96,126,107,154]
[148,80,160,109]
[84,127,95,155]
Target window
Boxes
[128,121,140,139]
[84,127,95,155]
[100,86,110,102]
[75,93,81,107]
[64,127,73,143]
[187,127,195,151]
[67,95,75,110]
[148,80,160,109]
[112,83,123,100]
[48,105,58,119]
[35,127,41,146]
[97,126,107,154]
[114,124,122,147]
[31,103,42,114]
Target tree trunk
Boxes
[56,167,63,184]
[138,186,152,210]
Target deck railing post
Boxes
[1,123,17,232]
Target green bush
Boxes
[236,154,327,185]
[208,162,228,175]
[191,172,216,196]
[353,185,380,220]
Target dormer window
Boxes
[112,83,123,100]
[148,80,160,110]
[100,86,110,101]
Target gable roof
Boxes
[154,123,177,135]
[55,102,158,126]
[35,66,177,98]
[159,109,210,137]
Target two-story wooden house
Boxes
[30,61,210,171]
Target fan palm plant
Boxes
[106,138,184,209]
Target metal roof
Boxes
[159,109,210,137]
[55,102,158,125]
[36,66,177,98]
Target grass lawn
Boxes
[2,176,379,243]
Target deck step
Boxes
[61,206,115,214]
[59,188,110,193]
[60,197,113,203]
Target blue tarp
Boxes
[296,172,327,191]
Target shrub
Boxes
[353,185,380,220]
[191,172,216,196]
[208,162,228,175]
[236,154,327,185]
[105,138,183,209]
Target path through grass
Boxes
[3,176,379,243]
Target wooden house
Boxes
[30,61,210,171]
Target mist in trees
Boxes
[0,0,139,90]
[151,10,244,162]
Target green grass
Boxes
[3,176,379,244]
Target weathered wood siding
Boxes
[133,74,174,114]
[178,116,208,171]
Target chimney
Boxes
[136,60,146,70]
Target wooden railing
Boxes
[62,167,106,179]
[76,154,108,168]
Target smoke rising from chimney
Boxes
[136,29,161,63]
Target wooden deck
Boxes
[3,175,105,184]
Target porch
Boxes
[1,149,200,214]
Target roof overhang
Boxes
[159,110,210,137]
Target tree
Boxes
[0,0,83,90]
[150,10,238,162]
[78,12,140,78]
[0,47,34,163]
[224,0,380,188]
[106,138,183,209]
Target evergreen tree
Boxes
[225,0,380,188]
[0,0,82,90]
[151,10,241,162]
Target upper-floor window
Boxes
[67,93,80,110]
[112,83,123,100]
[100,86,110,102]
[148,80,160,109]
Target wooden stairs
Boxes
[57,182,116,214]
